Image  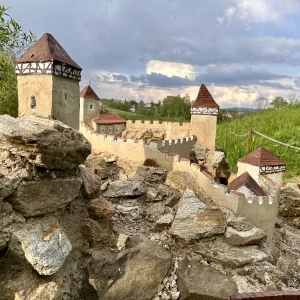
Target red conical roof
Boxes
[80,85,100,100]
[192,84,219,108]
[239,147,286,167]
[16,33,82,70]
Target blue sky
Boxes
[4,0,300,107]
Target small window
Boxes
[64,94,67,100]
[30,96,36,110]
[90,104,94,110]
[115,125,119,133]
[100,126,105,133]
[108,126,113,134]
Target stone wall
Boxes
[126,120,191,140]
[80,122,279,241]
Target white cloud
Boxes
[218,0,300,30]
[146,60,197,80]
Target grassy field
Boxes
[216,104,300,179]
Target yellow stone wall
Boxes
[190,114,217,150]
[18,74,53,118]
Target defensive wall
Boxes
[126,120,191,140]
[80,122,279,242]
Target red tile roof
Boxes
[80,85,100,100]
[16,33,82,70]
[239,147,286,167]
[93,112,126,125]
[192,84,219,108]
[228,172,267,196]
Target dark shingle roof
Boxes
[192,84,219,108]
[80,85,100,100]
[93,112,126,125]
[228,172,267,196]
[239,147,286,167]
[16,33,82,70]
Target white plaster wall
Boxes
[265,172,283,188]
[237,162,260,183]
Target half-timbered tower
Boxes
[237,147,286,186]
[190,84,219,150]
[80,83,102,127]
[15,33,82,130]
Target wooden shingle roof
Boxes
[93,112,126,125]
[16,33,82,70]
[192,84,219,108]
[239,147,286,167]
[228,172,267,196]
[80,85,100,100]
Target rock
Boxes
[80,166,101,198]
[8,178,82,217]
[225,226,267,246]
[135,166,167,183]
[177,258,238,300]
[190,142,207,162]
[227,216,254,231]
[146,202,165,222]
[0,115,91,169]
[101,181,109,191]
[0,202,25,250]
[116,200,143,220]
[89,198,115,219]
[146,187,162,202]
[117,234,130,251]
[13,221,72,275]
[105,238,172,300]
[103,180,145,198]
[169,189,227,243]
[279,186,300,217]
[155,214,174,231]
[194,240,268,268]
[204,150,231,182]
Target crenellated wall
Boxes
[126,120,191,140]
[80,121,279,242]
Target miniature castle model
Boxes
[15,33,82,130]
[80,84,126,135]
[16,33,287,242]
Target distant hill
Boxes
[222,107,259,112]
[217,104,300,180]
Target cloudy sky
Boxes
[4,0,300,107]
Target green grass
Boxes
[216,104,300,179]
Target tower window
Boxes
[30,96,36,110]
[64,94,67,100]
[90,104,94,110]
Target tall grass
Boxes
[216,104,300,179]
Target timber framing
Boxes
[191,106,219,115]
[259,165,286,174]
[15,61,81,81]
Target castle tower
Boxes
[190,84,219,150]
[15,33,82,130]
[80,83,101,128]
[238,146,286,187]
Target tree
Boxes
[253,97,269,111]
[287,92,300,105]
[0,5,36,116]
[270,97,288,110]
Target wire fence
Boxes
[217,129,300,151]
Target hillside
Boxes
[216,104,300,179]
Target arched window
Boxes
[100,126,105,133]
[90,104,94,110]
[30,96,36,110]
[108,126,113,134]
[115,125,119,133]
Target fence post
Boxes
[248,128,252,153]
